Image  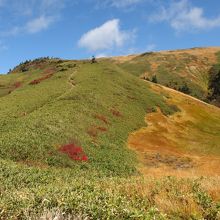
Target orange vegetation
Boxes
[128,82,220,178]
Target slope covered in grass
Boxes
[0,53,220,219]
[114,47,220,104]
[1,158,220,219]
[0,58,178,176]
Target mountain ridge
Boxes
[109,46,220,107]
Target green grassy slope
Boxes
[0,54,220,219]
[1,158,220,220]
[0,58,177,175]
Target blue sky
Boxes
[0,0,220,73]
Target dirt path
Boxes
[56,68,78,100]
[68,69,77,88]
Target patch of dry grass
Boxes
[128,82,220,178]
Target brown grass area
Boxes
[113,47,220,64]
[155,48,219,88]
[87,126,98,138]
[150,62,159,72]
[111,54,137,63]
[120,176,220,217]
[114,47,220,93]
[87,125,108,139]
[128,82,220,178]
[159,47,220,63]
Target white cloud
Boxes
[2,27,20,36]
[0,0,66,16]
[25,15,56,33]
[146,43,156,51]
[1,15,56,36]
[40,0,66,11]
[109,0,143,8]
[96,53,108,58]
[0,40,7,51]
[96,0,144,8]
[0,0,66,36]
[150,0,220,32]
[78,19,134,51]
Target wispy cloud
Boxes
[109,0,144,8]
[96,53,108,58]
[25,15,56,34]
[0,0,66,36]
[146,43,156,51]
[0,0,5,7]
[78,19,135,51]
[96,0,144,9]
[0,40,7,51]
[150,0,220,32]
[1,16,57,36]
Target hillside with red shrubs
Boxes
[29,73,53,85]
[59,143,88,161]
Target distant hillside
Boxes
[112,47,220,106]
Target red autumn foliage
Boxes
[110,108,123,117]
[13,82,22,88]
[8,81,22,94]
[31,63,45,70]
[29,73,53,85]
[43,67,56,75]
[96,126,108,132]
[59,143,88,162]
[94,114,108,124]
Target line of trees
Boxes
[208,64,220,105]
